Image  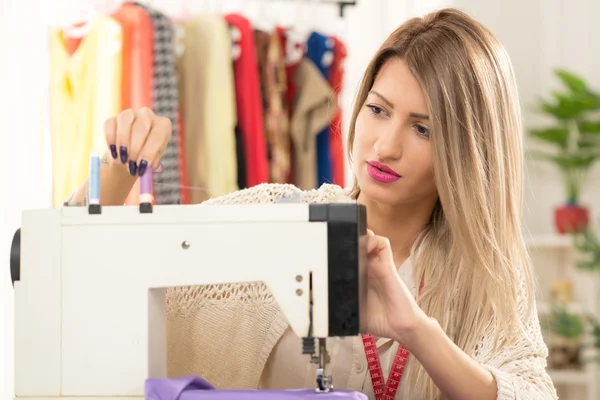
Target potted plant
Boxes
[547,304,585,369]
[573,226,600,272]
[570,227,600,365]
[528,69,600,234]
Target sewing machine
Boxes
[10,200,367,399]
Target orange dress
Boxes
[112,3,154,205]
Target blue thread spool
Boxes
[89,153,100,205]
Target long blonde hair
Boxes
[347,8,535,399]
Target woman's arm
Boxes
[65,151,137,206]
[363,232,557,400]
[401,318,497,400]
[397,300,557,400]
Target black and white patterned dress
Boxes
[134,2,182,204]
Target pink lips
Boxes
[367,161,401,183]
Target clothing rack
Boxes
[49,1,351,207]
[319,0,357,17]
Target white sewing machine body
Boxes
[11,202,367,400]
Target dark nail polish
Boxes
[138,159,148,176]
[110,144,118,159]
[120,146,128,164]
[128,160,137,176]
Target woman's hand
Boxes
[364,231,501,400]
[364,229,429,348]
[104,107,172,176]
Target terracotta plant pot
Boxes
[555,204,589,234]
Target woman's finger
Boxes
[367,235,376,254]
[137,116,172,176]
[116,109,136,164]
[104,116,118,161]
[367,234,384,254]
[128,107,155,175]
[367,235,394,264]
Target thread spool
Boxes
[88,153,100,205]
[139,168,153,213]
[140,168,153,204]
[88,153,101,214]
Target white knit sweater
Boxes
[164,183,558,399]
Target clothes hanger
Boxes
[251,0,270,32]
[105,0,121,14]
[171,0,188,59]
[319,0,336,69]
[230,24,242,61]
[328,0,348,42]
[227,0,243,61]
[278,1,295,29]
[62,1,97,39]
[263,0,277,32]
[174,0,190,21]
[284,1,308,66]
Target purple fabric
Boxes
[145,376,368,400]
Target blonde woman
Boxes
[67,7,557,400]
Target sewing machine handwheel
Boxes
[10,228,20,286]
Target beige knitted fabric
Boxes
[165,183,558,399]
[165,183,348,388]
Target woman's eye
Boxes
[366,104,386,116]
[414,124,430,138]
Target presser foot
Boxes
[315,368,333,392]
[309,338,333,392]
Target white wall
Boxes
[0,1,51,400]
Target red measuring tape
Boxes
[362,333,410,400]
[362,280,423,400]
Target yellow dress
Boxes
[49,15,122,206]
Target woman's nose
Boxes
[373,130,402,162]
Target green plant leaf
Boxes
[589,316,600,351]
[549,305,585,339]
[540,98,578,120]
[541,92,596,120]
[572,93,600,110]
[579,121,600,133]
[529,127,569,148]
[579,122,600,149]
[578,140,595,149]
[572,228,600,272]
[555,69,589,94]
[560,154,597,169]
[532,152,598,169]
[528,68,600,203]
[554,69,600,108]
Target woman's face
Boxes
[352,58,437,207]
